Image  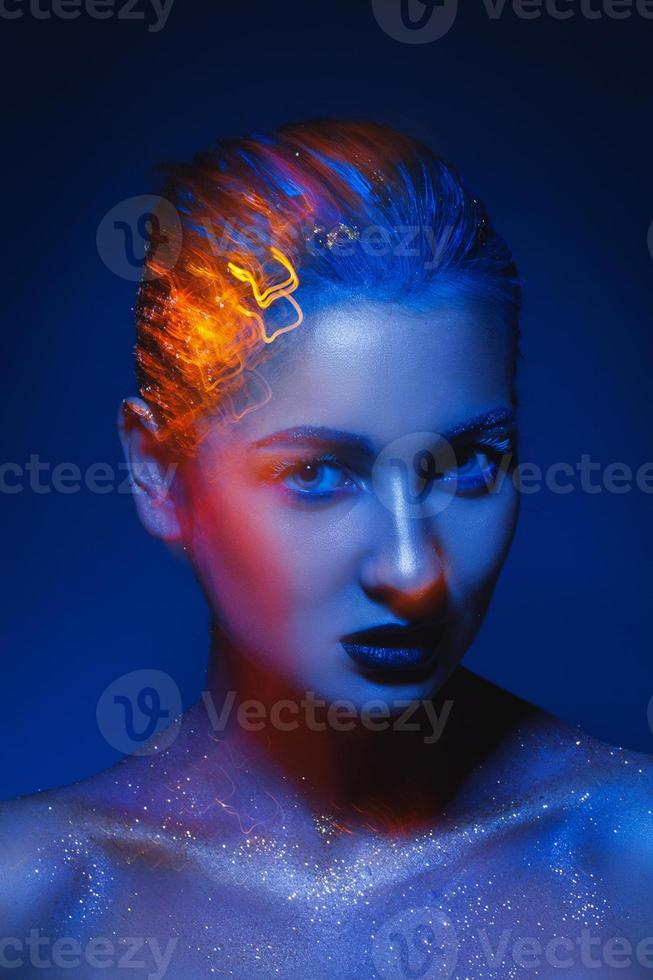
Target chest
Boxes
[64,812,620,979]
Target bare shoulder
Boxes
[456,669,652,784]
[0,784,98,933]
[523,704,653,801]
[449,670,653,806]
[457,673,653,847]
[497,691,653,815]
[0,709,213,932]
[497,700,653,928]
[548,720,653,929]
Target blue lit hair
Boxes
[136,119,521,452]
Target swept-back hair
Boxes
[134,119,520,454]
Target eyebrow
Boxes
[249,426,376,456]
[441,406,516,442]
[248,407,516,456]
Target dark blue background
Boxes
[2,0,652,799]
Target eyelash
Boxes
[447,433,515,491]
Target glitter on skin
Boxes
[2,684,652,979]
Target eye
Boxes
[286,459,342,493]
[270,453,359,500]
[455,448,496,486]
[437,436,513,493]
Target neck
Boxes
[198,622,532,832]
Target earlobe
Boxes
[118,397,186,542]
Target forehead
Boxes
[208,297,514,452]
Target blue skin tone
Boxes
[264,418,509,499]
[155,296,522,710]
[0,295,652,978]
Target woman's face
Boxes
[178,294,519,708]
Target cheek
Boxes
[188,479,292,632]
[186,478,356,636]
[436,487,518,604]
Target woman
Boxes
[2,120,651,979]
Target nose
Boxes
[359,500,447,621]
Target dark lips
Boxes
[340,620,449,673]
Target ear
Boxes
[118,397,186,542]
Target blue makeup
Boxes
[341,642,436,671]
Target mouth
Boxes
[340,620,449,674]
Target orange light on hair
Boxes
[136,204,310,455]
[227,246,304,345]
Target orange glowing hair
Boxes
[133,120,520,455]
